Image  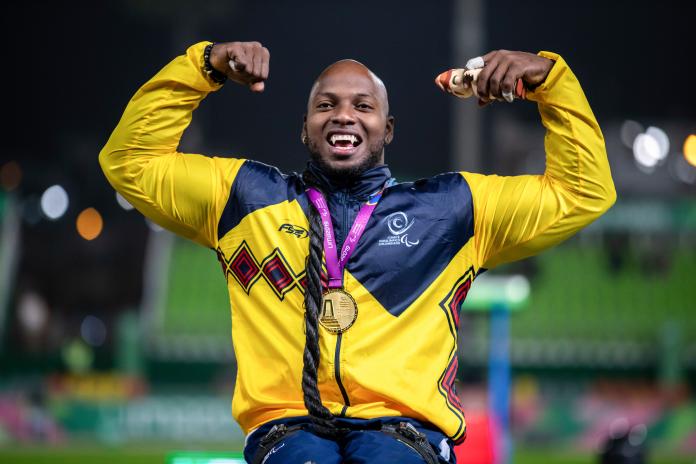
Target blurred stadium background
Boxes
[1,1,695,463]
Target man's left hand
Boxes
[475,50,554,104]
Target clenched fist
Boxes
[475,50,553,103]
[209,41,270,92]
[436,50,554,106]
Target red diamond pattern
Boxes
[217,241,306,300]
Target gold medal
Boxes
[319,289,358,334]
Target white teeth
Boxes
[330,134,358,145]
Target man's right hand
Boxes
[210,41,270,92]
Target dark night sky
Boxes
[487,1,695,121]
[6,1,695,174]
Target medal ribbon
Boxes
[306,181,390,289]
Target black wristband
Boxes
[203,43,227,85]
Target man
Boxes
[100,40,615,463]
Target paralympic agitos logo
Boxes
[378,211,420,247]
[278,223,308,239]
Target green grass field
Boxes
[1,446,693,464]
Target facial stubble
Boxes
[306,137,386,181]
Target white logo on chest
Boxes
[378,211,420,247]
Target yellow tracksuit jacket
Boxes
[99,42,616,443]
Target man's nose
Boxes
[331,103,355,125]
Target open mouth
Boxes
[326,132,363,151]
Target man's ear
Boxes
[384,115,395,145]
[301,114,308,144]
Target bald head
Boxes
[302,59,395,180]
[308,59,389,115]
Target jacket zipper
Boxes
[334,190,351,415]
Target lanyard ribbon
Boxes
[306,182,390,289]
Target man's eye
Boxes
[356,103,373,110]
[317,102,333,109]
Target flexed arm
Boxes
[438,51,616,269]
[99,41,270,248]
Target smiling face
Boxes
[303,60,394,180]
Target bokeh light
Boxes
[632,133,661,171]
[620,120,643,149]
[40,184,69,220]
[76,207,104,240]
[668,155,696,185]
[146,218,164,232]
[116,192,134,211]
[0,161,22,191]
[17,292,49,335]
[505,275,530,304]
[645,126,669,162]
[684,134,696,167]
[80,315,107,347]
[628,423,648,446]
[20,195,43,225]
[61,339,94,374]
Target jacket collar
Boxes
[305,161,392,199]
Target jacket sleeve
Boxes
[99,41,245,249]
[461,52,616,270]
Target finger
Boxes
[249,81,265,93]
[230,59,247,75]
[476,55,500,101]
[245,42,260,76]
[488,60,510,99]
[252,48,263,78]
[480,50,498,64]
[231,60,246,75]
[233,46,251,74]
[500,65,521,101]
[481,50,497,62]
[260,47,270,80]
[227,43,246,73]
[229,59,240,73]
